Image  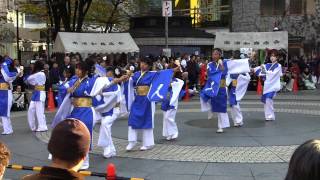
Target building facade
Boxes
[232,0,320,56]
[0,0,46,61]
[129,16,215,57]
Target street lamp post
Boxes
[15,2,20,61]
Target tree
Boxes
[85,0,148,32]
[20,0,92,38]
[103,0,148,32]
[84,0,128,32]
[20,0,147,35]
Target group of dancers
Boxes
[0,48,282,169]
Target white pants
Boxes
[231,104,243,125]
[27,101,48,131]
[1,117,13,134]
[217,113,230,129]
[128,126,154,147]
[162,109,178,138]
[97,108,120,155]
[264,98,275,120]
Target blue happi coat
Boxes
[93,77,119,117]
[25,71,46,102]
[161,78,183,111]
[0,58,18,117]
[255,63,280,103]
[56,76,77,107]
[129,71,157,129]
[68,76,97,137]
[205,60,228,113]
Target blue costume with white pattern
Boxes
[255,63,280,103]
[129,71,157,129]
[208,60,228,113]
[0,59,17,117]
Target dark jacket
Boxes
[22,166,84,180]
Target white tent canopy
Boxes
[53,32,139,54]
[214,31,288,50]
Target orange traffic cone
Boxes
[293,77,299,94]
[257,78,263,95]
[183,82,190,102]
[107,163,116,180]
[47,88,56,112]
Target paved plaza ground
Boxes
[1,90,320,180]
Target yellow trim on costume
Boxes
[220,79,226,88]
[232,80,237,87]
[135,85,150,96]
[73,97,92,107]
[34,85,45,91]
[0,82,10,90]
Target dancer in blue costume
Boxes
[228,72,250,127]
[25,61,48,132]
[0,56,20,134]
[201,49,230,133]
[161,63,184,140]
[95,67,122,158]
[253,49,282,121]
[52,58,127,169]
[126,57,179,151]
[56,66,76,107]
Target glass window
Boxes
[290,0,304,14]
[260,0,285,15]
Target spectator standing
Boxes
[186,55,199,92]
[12,59,25,90]
[59,56,71,81]
[22,119,89,180]
[49,62,61,106]
[12,85,25,111]
[199,58,207,89]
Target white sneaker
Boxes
[234,122,243,127]
[265,118,275,121]
[1,131,13,135]
[140,145,153,151]
[216,128,224,133]
[171,133,178,140]
[126,142,137,151]
[103,148,116,158]
[166,136,172,141]
[103,152,116,159]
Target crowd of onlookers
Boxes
[282,54,320,91]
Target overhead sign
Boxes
[162,0,172,17]
[214,31,288,50]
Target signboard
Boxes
[162,0,172,17]
[162,48,171,57]
[214,31,288,50]
[240,48,253,55]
